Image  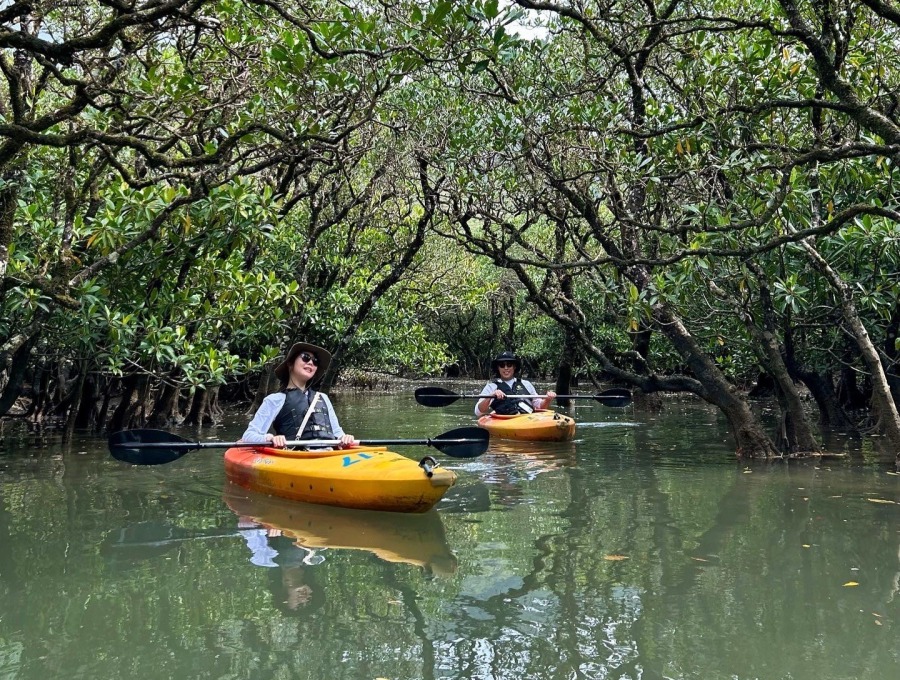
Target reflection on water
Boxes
[221,483,458,576]
[438,481,492,514]
[1,394,899,679]
[574,420,643,428]
[487,438,577,458]
[101,520,240,566]
[478,439,577,508]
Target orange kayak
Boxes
[223,485,457,574]
[478,409,576,442]
[223,445,457,513]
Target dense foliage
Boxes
[2,1,899,460]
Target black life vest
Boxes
[271,389,335,440]
[491,379,535,415]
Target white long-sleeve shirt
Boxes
[240,529,279,567]
[475,378,541,416]
[240,392,346,443]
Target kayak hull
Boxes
[478,409,576,442]
[223,446,457,513]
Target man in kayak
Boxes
[240,341,356,449]
[475,351,556,416]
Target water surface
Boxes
[1,391,898,679]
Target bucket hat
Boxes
[274,342,332,384]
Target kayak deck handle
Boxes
[418,455,438,478]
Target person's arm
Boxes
[475,382,502,416]
[320,394,356,447]
[523,380,556,410]
[240,395,283,444]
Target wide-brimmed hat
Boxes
[491,351,521,373]
[274,342,332,384]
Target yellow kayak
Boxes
[478,409,576,442]
[223,485,457,574]
[223,445,457,513]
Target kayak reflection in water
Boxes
[475,351,556,417]
[238,518,325,567]
[226,487,459,578]
[239,341,356,450]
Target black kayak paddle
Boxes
[109,426,489,466]
[414,386,632,409]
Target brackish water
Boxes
[1,390,898,679]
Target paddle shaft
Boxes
[414,386,632,409]
[114,437,483,451]
[108,530,241,549]
[434,394,621,401]
[478,394,617,400]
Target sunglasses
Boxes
[497,361,516,368]
[297,351,319,366]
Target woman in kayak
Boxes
[241,342,356,448]
[475,351,556,416]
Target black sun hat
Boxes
[274,342,332,384]
[491,351,521,373]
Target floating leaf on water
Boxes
[843,581,859,587]
[604,555,629,561]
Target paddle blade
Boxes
[108,429,194,465]
[429,426,489,458]
[594,388,632,408]
[415,386,461,407]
